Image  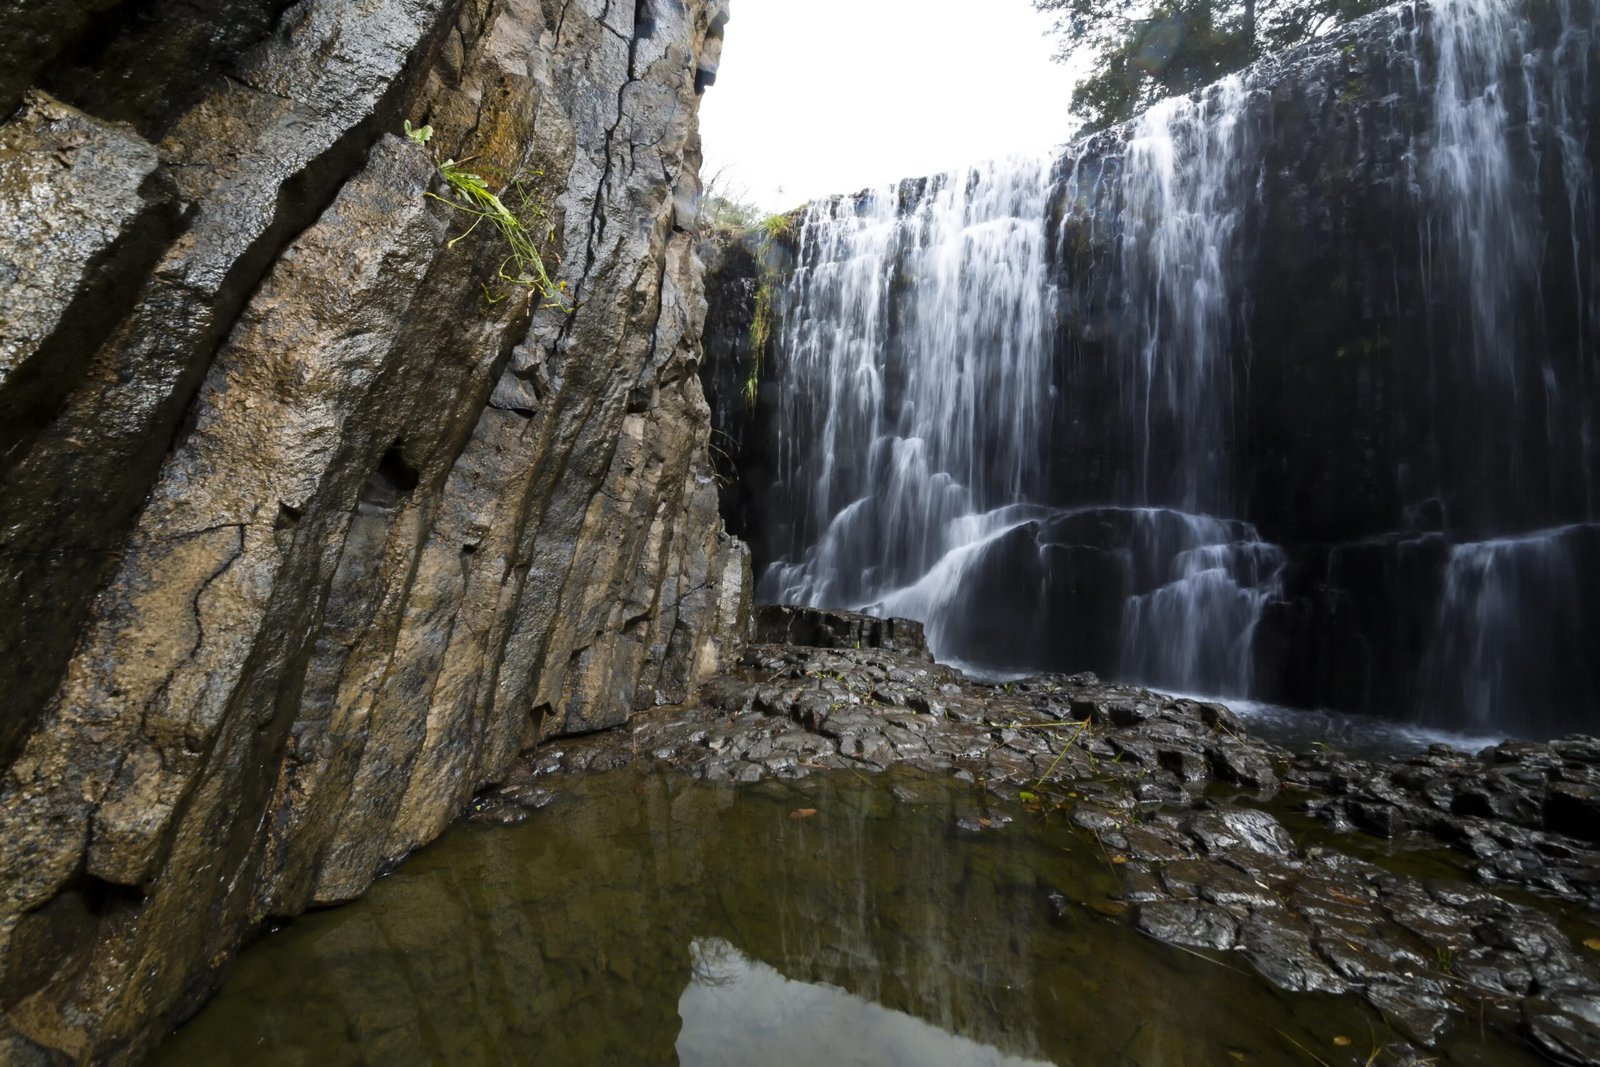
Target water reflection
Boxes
[678,938,1053,1067]
[154,768,1470,1066]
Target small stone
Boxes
[1137,900,1240,950]
[1185,808,1297,857]
[1241,922,1348,994]
[1365,982,1457,1046]
[1524,995,1600,1064]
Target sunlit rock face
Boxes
[704,0,1600,739]
[0,0,747,1059]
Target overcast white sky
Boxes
[699,0,1084,213]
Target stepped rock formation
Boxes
[705,0,1600,739]
[0,0,748,1060]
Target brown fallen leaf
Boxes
[1584,938,1600,951]
[788,808,818,820]
[1111,854,1128,865]
[1332,1036,1352,1048]
[1086,901,1129,918]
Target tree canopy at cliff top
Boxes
[1037,0,1387,130]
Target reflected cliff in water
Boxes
[678,939,1052,1067]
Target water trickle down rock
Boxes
[706,0,1600,737]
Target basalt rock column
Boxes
[0,0,747,1060]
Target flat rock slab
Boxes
[753,604,932,660]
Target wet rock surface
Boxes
[482,624,1600,1064]
[753,604,932,659]
[1289,737,1600,908]
[0,0,744,1061]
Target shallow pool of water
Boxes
[943,664,1512,760]
[1223,699,1511,759]
[153,768,1542,1065]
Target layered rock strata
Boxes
[701,0,1600,734]
[0,0,746,1060]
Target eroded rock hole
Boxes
[0,875,143,1011]
[359,441,421,510]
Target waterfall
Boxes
[1118,517,1285,698]
[759,84,1280,690]
[1550,0,1600,523]
[1418,527,1597,737]
[1115,76,1257,513]
[1412,0,1600,534]
[1423,0,1532,384]
[759,157,1056,612]
[1056,75,1280,689]
[736,0,1599,737]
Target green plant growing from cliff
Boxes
[761,212,796,243]
[746,281,774,407]
[404,120,571,310]
[743,212,797,409]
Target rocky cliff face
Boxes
[0,0,747,1060]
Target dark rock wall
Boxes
[1241,6,1596,547]
[0,0,747,1060]
[1045,2,1599,544]
[702,0,1599,732]
[1046,2,1600,726]
[698,227,763,539]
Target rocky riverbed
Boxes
[471,607,1600,1065]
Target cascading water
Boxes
[1418,527,1596,738]
[1113,76,1256,514]
[1410,0,1599,534]
[1395,0,1600,735]
[737,0,1599,737]
[1423,0,1532,383]
[1118,519,1285,698]
[1090,77,1283,696]
[759,84,1283,691]
[758,157,1056,613]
